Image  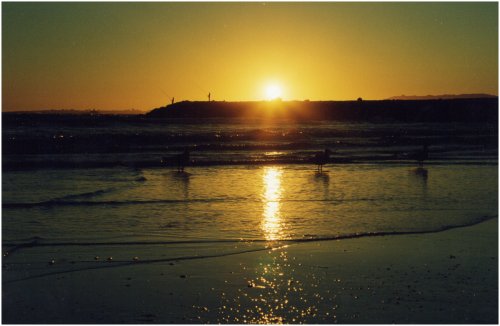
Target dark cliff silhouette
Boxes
[146,98,498,123]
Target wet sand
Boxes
[3,218,497,323]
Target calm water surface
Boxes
[3,164,497,243]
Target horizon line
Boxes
[4,95,498,114]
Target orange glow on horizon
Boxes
[2,3,497,111]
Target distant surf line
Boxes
[3,158,497,171]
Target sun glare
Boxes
[264,84,283,100]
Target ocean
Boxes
[2,115,498,256]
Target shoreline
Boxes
[3,217,497,323]
[3,213,496,247]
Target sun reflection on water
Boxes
[210,167,338,324]
[262,167,284,241]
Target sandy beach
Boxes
[3,217,497,324]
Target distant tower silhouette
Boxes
[208,92,211,102]
[171,97,175,105]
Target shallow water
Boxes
[3,117,498,255]
[3,164,497,245]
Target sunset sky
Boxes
[3,2,498,111]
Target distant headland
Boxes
[146,98,498,123]
[4,96,497,123]
[386,93,497,100]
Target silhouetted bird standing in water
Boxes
[313,148,331,173]
[415,143,429,167]
[411,143,429,178]
[176,149,190,172]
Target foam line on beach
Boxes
[2,245,279,284]
[2,197,247,209]
[3,196,492,209]
[3,215,496,251]
[2,181,151,209]
[3,238,248,248]
[3,215,497,284]
[60,188,116,200]
[3,215,496,285]
[292,214,497,243]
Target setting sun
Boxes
[264,84,283,100]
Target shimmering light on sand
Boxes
[262,167,284,241]
[215,248,335,324]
